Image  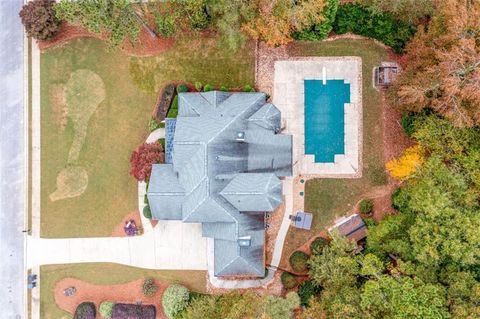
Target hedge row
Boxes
[332,3,416,53]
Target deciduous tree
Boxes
[308,235,359,291]
[241,0,327,46]
[391,0,480,127]
[386,144,424,180]
[358,0,433,23]
[360,276,449,318]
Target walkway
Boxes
[0,1,27,317]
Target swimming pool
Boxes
[304,80,351,163]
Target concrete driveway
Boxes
[27,221,207,270]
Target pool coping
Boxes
[273,57,363,178]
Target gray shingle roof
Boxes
[147,91,292,277]
[220,173,282,212]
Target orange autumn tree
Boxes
[386,145,424,180]
[241,0,327,46]
[391,0,480,127]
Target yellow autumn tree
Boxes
[386,145,424,180]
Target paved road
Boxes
[0,0,26,318]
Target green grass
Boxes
[40,263,207,319]
[40,36,255,237]
[280,38,389,268]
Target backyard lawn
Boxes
[40,36,255,237]
[40,263,207,319]
[280,38,389,268]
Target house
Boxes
[328,214,367,242]
[147,91,292,277]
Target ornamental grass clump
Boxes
[99,301,115,319]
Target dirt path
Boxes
[54,278,168,318]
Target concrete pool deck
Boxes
[273,57,363,178]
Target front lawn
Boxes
[40,35,255,237]
[40,263,207,319]
[280,38,389,268]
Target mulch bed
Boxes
[111,210,142,237]
[54,277,168,319]
[37,23,174,57]
[206,269,284,296]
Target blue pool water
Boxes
[304,80,350,163]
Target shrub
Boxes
[129,142,164,182]
[400,113,417,137]
[99,301,115,319]
[359,199,374,214]
[243,84,255,92]
[332,3,416,53]
[194,81,203,91]
[363,217,377,228]
[298,281,322,307]
[310,237,329,255]
[281,272,298,289]
[219,85,228,92]
[111,303,155,319]
[55,0,140,47]
[203,84,213,92]
[148,118,163,132]
[162,285,190,319]
[176,84,189,93]
[293,0,339,41]
[167,96,178,118]
[154,11,177,37]
[19,0,60,40]
[142,278,159,297]
[143,205,152,219]
[74,302,96,319]
[289,251,310,273]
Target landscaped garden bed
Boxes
[41,263,207,318]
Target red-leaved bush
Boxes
[19,0,61,40]
[129,142,164,182]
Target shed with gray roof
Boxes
[147,91,292,277]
